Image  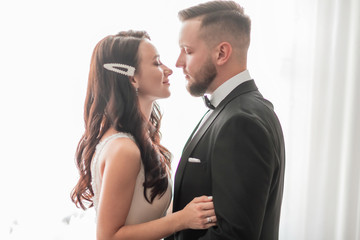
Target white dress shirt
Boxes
[192,70,252,139]
[208,69,252,108]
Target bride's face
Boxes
[133,39,173,101]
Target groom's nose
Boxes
[175,53,185,68]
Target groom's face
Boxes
[176,19,217,97]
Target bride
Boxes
[71,30,216,240]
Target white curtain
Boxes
[280,0,360,239]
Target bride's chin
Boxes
[164,91,171,98]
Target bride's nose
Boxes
[164,66,173,76]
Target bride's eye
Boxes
[154,59,162,66]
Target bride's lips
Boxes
[163,79,170,85]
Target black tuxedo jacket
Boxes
[166,80,285,240]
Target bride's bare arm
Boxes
[96,138,216,240]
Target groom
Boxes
[167,1,285,239]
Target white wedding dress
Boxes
[90,132,172,225]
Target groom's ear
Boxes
[215,42,232,66]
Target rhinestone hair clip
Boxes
[103,63,136,77]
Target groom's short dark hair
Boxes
[178,0,251,50]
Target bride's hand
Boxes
[179,195,217,229]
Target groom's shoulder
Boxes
[223,89,262,111]
[217,91,272,125]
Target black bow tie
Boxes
[203,95,215,110]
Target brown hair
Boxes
[71,30,171,210]
[178,0,251,50]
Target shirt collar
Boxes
[207,70,252,108]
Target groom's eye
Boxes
[184,48,192,54]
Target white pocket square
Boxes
[188,157,201,163]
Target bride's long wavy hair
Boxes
[71,31,171,210]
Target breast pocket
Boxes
[182,156,211,195]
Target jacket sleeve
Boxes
[199,114,276,239]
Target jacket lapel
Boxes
[173,80,258,203]
[182,110,210,153]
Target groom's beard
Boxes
[187,57,217,97]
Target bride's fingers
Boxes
[202,209,215,217]
[199,201,215,210]
[192,195,213,204]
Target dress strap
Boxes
[99,132,135,149]
[92,132,136,171]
